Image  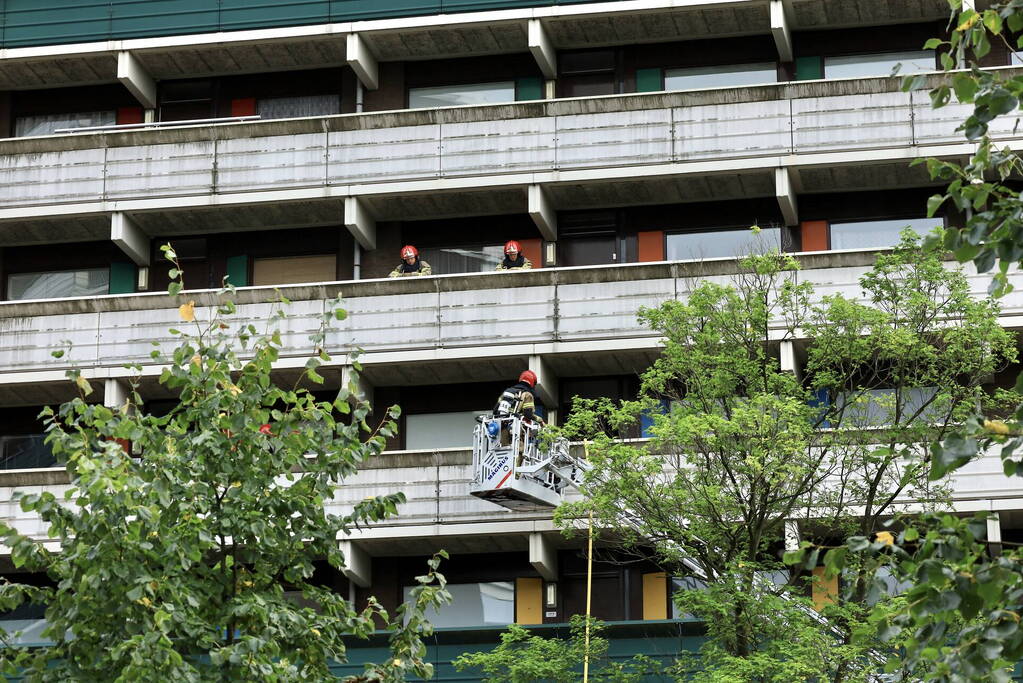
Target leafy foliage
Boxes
[553,241,1013,681]
[0,246,450,681]
[452,616,660,683]
[781,2,1023,680]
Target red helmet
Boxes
[400,245,419,259]
[518,370,537,387]
[504,240,521,255]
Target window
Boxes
[665,227,781,261]
[835,387,942,428]
[559,49,618,98]
[403,582,514,628]
[160,80,215,122]
[257,95,340,120]
[672,572,786,618]
[7,269,109,300]
[405,411,492,450]
[0,435,55,470]
[252,254,337,286]
[664,62,778,91]
[829,217,941,250]
[824,50,935,79]
[408,82,516,109]
[14,111,115,137]
[418,245,504,274]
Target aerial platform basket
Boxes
[470,415,589,512]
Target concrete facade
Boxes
[0,0,1018,673]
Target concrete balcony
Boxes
[1,73,1017,244]
[0,251,1019,395]
[0,440,1019,556]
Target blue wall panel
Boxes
[0,0,627,48]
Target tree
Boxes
[452,616,658,683]
[779,3,1023,681]
[553,238,1014,681]
[0,246,450,682]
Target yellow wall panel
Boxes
[812,567,838,610]
[642,572,668,620]
[515,577,542,625]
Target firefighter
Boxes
[494,370,544,425]
[388,245,432,277]
[495,240,533,270]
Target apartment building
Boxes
[1,0,1021,677]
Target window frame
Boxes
[826,215,946,251]
[822,50,937,79]
[401,581,516,628]
[663,224,785,262]
[6,267,111,301]
[663,60,780,92]
[417,242,507,275]
[407,80,517,109]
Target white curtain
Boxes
[257,95,340,120]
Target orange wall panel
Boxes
[801,220,829,251]
[519,238,542,269]
[230,97,257,117]
[637,231,665,262]
[116,107,144,125]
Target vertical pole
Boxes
[583,442,593,683]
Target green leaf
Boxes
[983,10,1003,34]
[952,73,979,103]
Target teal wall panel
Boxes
[4,0,111,48]
[332,622,701,682]
[221,0,329,32]
[109,0,219,39]
[329,0,441,22]
[1,0,629,48]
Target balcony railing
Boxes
[0,440,1017,544]
[1,76,1017,212]
[0,253,1018,377]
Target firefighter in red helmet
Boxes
[494,370,544,425]
[495,240,533,271]
[389,245,432,278]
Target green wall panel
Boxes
[796,55,824,80]
[515,76,543,101]
[225,254,249,287]
[636,67,664,93]
[108,261,137,295]
[1,0,628,48]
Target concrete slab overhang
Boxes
[2,70,1014,244]
[0,0,953,90]
[0,154,954,248]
